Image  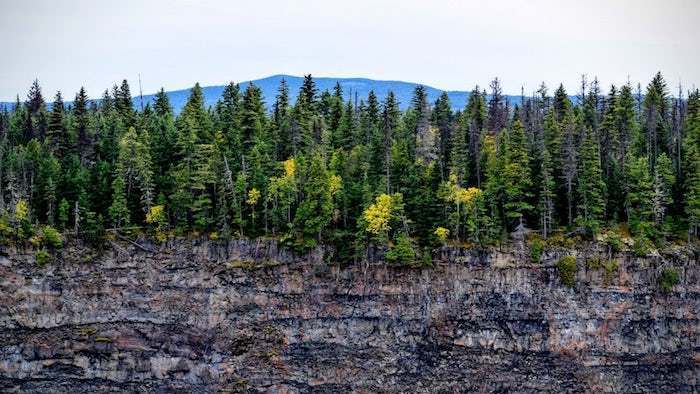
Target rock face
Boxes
[1,238,698,393]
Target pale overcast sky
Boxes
[1,0,699,101]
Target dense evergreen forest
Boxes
[1,73,700,264]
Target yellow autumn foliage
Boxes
[283,158,296,179]
[15,200,29,221]
[434,227,450,242]
[328,175,342,196]
[145,205,166,225]
[246,188,261,205]
[363,194,394,235]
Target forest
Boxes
[1,73,699,265]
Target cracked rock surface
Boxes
[1,238,698,392]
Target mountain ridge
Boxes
[1,74,527,113]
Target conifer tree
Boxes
[109,162,130,227]
[538,147,556,238]
[502,120,533,227]
[576,127,606,231]
[625,155,654,232]
[652,152,674,229]
[450,110,470,186]
[273,80,291,159]
[433,92,453,179]
[487,78,507,132]
[24,79,47,143]
[46,91,67,156]
[73,87,92,164]
[380,91,400,192]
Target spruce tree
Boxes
[502,120,533,227]
[73,87,92,165]
[576,127,606,231]
[46,91,67,156]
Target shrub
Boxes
[601,229,623,253]
[557,256,577,288]
[658,268,680,292]
[35,249,51,267]
[419,247,433,267]
[603,259,619,285]
[529,237,544,263]
[385,233,415,265]
[632,235,653,256]
[586,256,602,270]
[42,226,63,249]
[0,214,11,244]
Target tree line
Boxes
[1,73,699,264]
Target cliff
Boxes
[1,238,698,393]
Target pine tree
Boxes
[380,91,400,192]
[293,152,335,247]
[560,113,578,226]
[411,86,436,164]
[273,79,291,159]
[153,88,172,117]
[538,147,556,238]
[487,78,507,132]
[502,120,533,227]
[465,87,487,186]
[46,91,67,156]
[433,92,453,180]
[240,83,266,154]
[625,155,654,232]
[115,79,136,127]
[73,87,92,164]
[178,83,213,142]
[576,127,606,231]
[684,109,700,238]
[24,79,47,143]
[109,162,130,227]
[642,72,669,167]
[652,152,674,229]
[450,110,469,186]
[300,74,317,109]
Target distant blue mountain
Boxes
[2,74,526,113]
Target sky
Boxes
[1,0,699,101]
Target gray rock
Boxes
[0,238,698,393]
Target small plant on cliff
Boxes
[35,249,51,267]
[658,267,680,292]
[529,236,544,263]
[602,259,619,285]
[557,256,577,287]
[632,235,654,256]
[41,226,63,249]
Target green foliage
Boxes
[2,75,698,258]
[41,226,63,249]
[576,127,605,232]
[603,259,619,285]
[35,249,51,267]
[385,233,416,265]
[600,228,624,254]
[529,236,544,263]
[658,267,680,292]
[557,256,577,288]
[632,234,654,256]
